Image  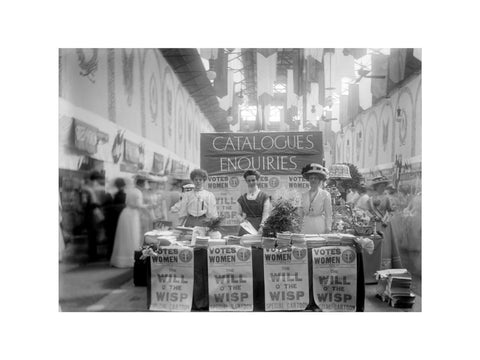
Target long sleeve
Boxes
[261,197,271,226]
[206,191,218,219]
[177,194,188,218]
[324,191,333,232]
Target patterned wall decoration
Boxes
[395,87,414,159]
[76,49,98,83]
[163,67,175,150]
[185,99,194,162]
[142,49,163,145]
[175,85,185,157]
[378,102,394,164]
[414,80,422,157]
[122,49,134,106]
[355,120,364,166]
[149,74,158,122]
[365,111,378,170]
[344,128,353,164]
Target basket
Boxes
[353,224,374,236]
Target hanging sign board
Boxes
[312,246,357,312]
[149,246,194,311]
[201,132,322,234]
[207,245,254,311]
[200,131,323,176]
[263,246,309,311]
[73,118,98,154]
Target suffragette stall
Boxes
[138,232,365,312]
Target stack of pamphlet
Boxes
[224,236,241,246]
[375,269,416,308]
[240,234,262,247]
[194,236,210,248]
[261,237,276,249]
[305,234,327,248]
[276,233,292,247]
[208,238,226,246]
[291,234,306,247]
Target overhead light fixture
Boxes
[206,58,216,81]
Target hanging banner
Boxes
[124,139,140,164]
[149,246,194,311]
[73,118,98,154]
[312,246,357,312]
[152,152,164,174]
[207,245,254,311]
[263,246,309,311]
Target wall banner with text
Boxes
[312,246,357,312]
[207,245,254,311]
[263,246,309,311]
[149,246,194,312]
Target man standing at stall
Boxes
[178,168,218,227]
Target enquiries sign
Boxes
[200,132,323,175]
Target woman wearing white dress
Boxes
[299,163,332,234]
[110,186,144,268]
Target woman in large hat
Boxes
[299,163,333,234]
[366,176,403,273]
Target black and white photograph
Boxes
[3,1,479,360]
[58,48,422,313]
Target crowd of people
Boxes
[61,164,421,272]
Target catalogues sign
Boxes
[207,246,253,311]
[312,246,357,312]
[263,246,309,311]
[149,246,194,311]
[201,132,323,175]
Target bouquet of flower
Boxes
[351,208,375,236]
[202,215,225,232]
[262,189,302,238]
[331,204,354,233]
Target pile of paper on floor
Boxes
[276,232,292,247]
[375,269,416,308]
[240,234,262,247]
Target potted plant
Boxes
[202,216,224,239]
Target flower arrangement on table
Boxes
[351,208,375,236]
[261,189,302,238]
[202,215,225,239]
[331,204,354,233]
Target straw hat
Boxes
[368,176,390,187]
[301,163,329,180]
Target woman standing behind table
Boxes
[299,163,333,234]
[236,170,271,236]
[178,169,218,227]
[110,182,146,268]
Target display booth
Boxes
[135,235,365,312]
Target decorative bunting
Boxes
[256,49,277,106]
[214,49,228,98]
[370,53,388,102]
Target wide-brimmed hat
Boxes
[368,176,390,187]
[301,163,329,180]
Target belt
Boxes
[188,214,206,219]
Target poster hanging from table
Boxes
[263,246,309,311]
[149,246,194,311]
[201,132,323,233]
[207,245,254,311]
[312,246,357,312]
